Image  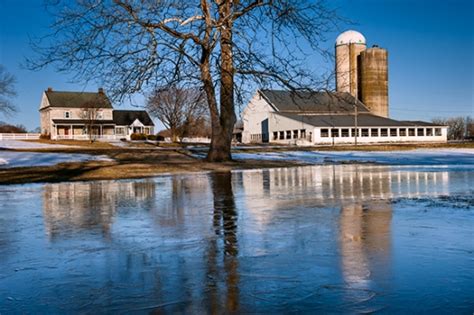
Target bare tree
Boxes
[147,86,208,142]
[28,1,342,161]
[432,116,467,140]
[0,65,17,116]
[80,105,101,142]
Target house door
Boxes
[64,127,69,136]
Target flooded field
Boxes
[0,164,473,313]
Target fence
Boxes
[0,133,40,140]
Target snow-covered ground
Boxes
[0,140,76,150]
[0,151,113,169]
[233,149,474,166]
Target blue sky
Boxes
[0,0,472,130]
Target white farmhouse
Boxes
[241,90,447,145]
[39,88,154,140]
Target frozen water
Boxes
[0,151,113,168]
[0,164,473,313]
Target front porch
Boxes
[53,123,116,140]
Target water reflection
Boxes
[1,165,471,313]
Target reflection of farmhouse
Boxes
[242,30,447,145]
[39,87,154,140]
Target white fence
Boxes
[0,133,40,140]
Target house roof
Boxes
[259,90,370,113]
[52,119,115,125]
[275,113,444,128]
[44,90,113,109]
[113,110,154,126]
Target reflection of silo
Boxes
[358,46,389,117]
[335,30,367,97]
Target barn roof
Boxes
[259,90,370,114]
[275,113,444,128]
[113,110,154,126]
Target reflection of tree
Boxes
[206,171,239,312]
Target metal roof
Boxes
[45,91,113,109]
[259,90,370,113]
[275,113,444,128]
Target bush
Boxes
[130,133,147,140]
[39,133,51,140]
[147,134,157,141]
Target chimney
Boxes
[47,87,53,92]
[98,87,104,94]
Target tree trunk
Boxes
[207,1,236,162]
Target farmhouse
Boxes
[241,30,448,145]
[39,88,154,140]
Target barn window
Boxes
[361,129,369,137]
[371,128,379,137]
[321,129,329,137]
[380,128,388,137]
[417,128,424,136]
[390,128,397,137]
[331,129,339,137]
[399,128,407,136]
[341,129,349,137]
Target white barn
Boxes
[242,90,447,145]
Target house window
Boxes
[64,111,71,118]
[381,128,388,137]
[408,128,415,136]
[351,128,359,137]
[417,128,424,136]
[285,131,290,139]
[273,132,278,140]
[390,128,397,137]
[144,127,150,135]
[116,127,125,136]
[361,128,369,137]
[321,129,329,137]
[97,112,103,119]
[400,128,407,136]
[279,131,284,140]
[371,128,379,137]
[341,129,350,137]
[331,129,339,137]
[293,130,298,139]
[426,128,433,136]
[300,129,306,139]
[435,128,442,136]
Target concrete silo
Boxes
[358,46,389,117]
[335,30,367,97]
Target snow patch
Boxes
[233,148,474,166]
[0,140,76,149]
[0,151,113,169]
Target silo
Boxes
[335,30,366,97]
[358,46,389,117]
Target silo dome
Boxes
[335,30,366,46]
